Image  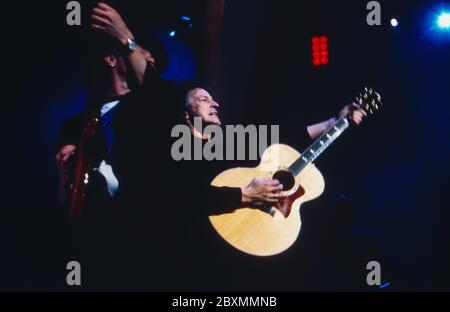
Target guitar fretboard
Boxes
[289,117,350,175]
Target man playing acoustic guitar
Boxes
[172,85,367,290]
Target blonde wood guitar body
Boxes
[209,144,325,256]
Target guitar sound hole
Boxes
[272,170,295,191]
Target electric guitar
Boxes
[68,106,101,220]
[209,87,382,256]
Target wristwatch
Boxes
[125,38,137,52]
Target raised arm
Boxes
[306,103,367,140]
[90,2,156,87]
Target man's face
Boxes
[187,88,221,126]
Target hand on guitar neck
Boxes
[339,103,367,124]
[307,103,367,140]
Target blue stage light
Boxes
[423,5,450,42]
[169,30,176,37]
[438,12,450,29]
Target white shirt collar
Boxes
[100,100,120,116]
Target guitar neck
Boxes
[289,116,350,175]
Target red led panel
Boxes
[312,35,329,66]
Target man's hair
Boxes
[87,32,124,66]
[133,30,169,74]
[185,88,202,107]
[177,80,216,108]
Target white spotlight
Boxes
[391,18,399,27]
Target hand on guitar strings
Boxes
[241,178,284,207]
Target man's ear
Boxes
[139,47,156,69]
[104,55,117,68]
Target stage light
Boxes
[181,16,191,21]
[391,18,399,27]
[169,30,176,37]
[438,12,450,29]
[423,5,450,42]
[312,35,329,66]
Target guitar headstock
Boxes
[355,87,383,115]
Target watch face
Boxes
[128,39,137,50]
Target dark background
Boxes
[1,0,449,291]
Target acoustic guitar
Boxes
[209,87,382,256]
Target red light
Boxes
[312,35,329,66]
